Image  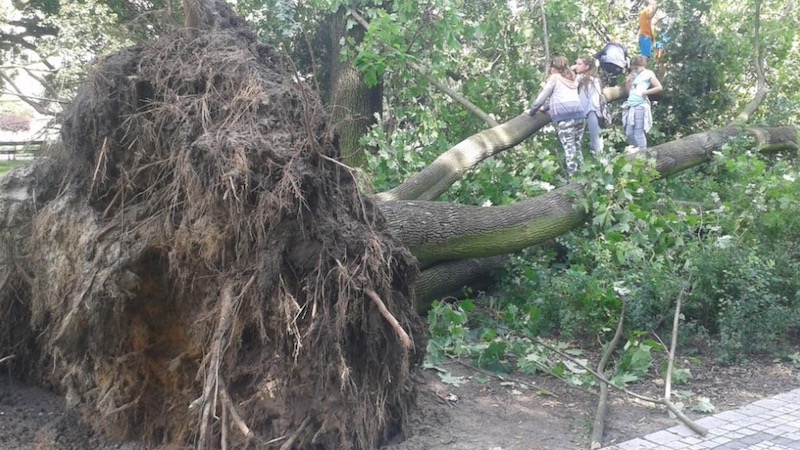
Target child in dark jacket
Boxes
[595,39,629,86]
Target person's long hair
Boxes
[551,56,575,81]
[577,55,598,92]
[625,55,648,90]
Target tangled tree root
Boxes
[0,7,425,450]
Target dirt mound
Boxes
[0,7,425,450]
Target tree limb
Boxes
[537,0,550,75]
[416,255,509,309]
[0,70,61,116]
[20,68,49,92]
[732,0,769,125]
[4,21,58,37]
[0,32,39,54]
[348,9,499,128]
[589,302,625,449]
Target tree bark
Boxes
[328,8,382,168]
[381,184,585,265]
[414,255,509,310]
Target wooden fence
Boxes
[0,140,45,160]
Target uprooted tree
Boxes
[0,2,797,450]
[1,8,424,449]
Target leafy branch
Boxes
[347,8,499,128]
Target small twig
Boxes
[434,391,456,408]
[0,355,16,365]
[221,403,228,450]
[536,340,648,401]
[365,288,413,350]
[597,303,626,375]
[90,137,109,196]
[102,390,144,418]
[452,358,597,398]
[264,435,288,445]
[0,89,67,105]
[319,153,357,172]
[663,398,708,435]
[453,359,536,391]
[102,188,123,219]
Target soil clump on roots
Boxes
[0,7,425,449]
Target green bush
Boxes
[687,244,800,362]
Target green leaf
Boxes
[692,397,716,413]
[671,368,692,385]
[611,372,639,387]
[438,371,466,387]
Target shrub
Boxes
[0,114,31,133]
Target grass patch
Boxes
[0,159,28,178]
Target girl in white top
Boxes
[574,56,604,157]
[623,56,663,150]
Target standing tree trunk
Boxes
[327,7,383,168]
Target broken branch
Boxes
[589,302,625,449]
[536,337,708,436]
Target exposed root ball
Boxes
[5,14,425,450]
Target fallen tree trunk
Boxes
[398,125,797,302]
[383,125,797,265]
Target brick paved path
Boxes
[603,388,800,449]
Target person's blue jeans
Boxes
[586,111,603,157]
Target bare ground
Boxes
[1,349,797,450]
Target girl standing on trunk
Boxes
[623,55,663,151]
[574,55,604,158]
[528,56,585,176]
